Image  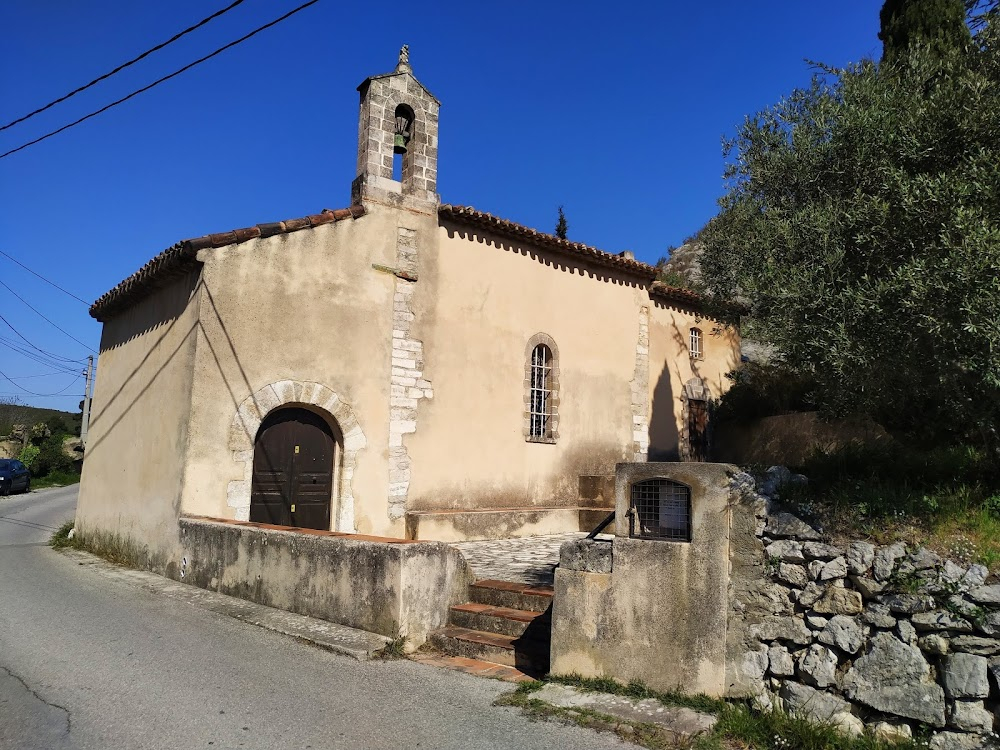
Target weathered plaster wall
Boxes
[179,205,417,538]
[404,223,650,516]
[75,271,201,559]
[646,301,740,461]
[177,516,474,646]
[550,463,736,695]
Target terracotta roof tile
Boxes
[439,204,660,280]
[90,201,710,323]
[649,280,704,306]
[90,205,365,321]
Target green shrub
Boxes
[30,435,76,477]
[714,362,816,424]
[17,443,40,469]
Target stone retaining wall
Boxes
[176,516,474,647]
[729,468,1000,749]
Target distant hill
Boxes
[0,402,81,438]
[657,240,704,288]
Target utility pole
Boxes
[80,355,93,447]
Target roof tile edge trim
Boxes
[438,204,708,309]
[89,206,366,321]
[438,204,659,279]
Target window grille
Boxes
[689,328,702,360]
[529,344,553,439]
[629,478,692,541]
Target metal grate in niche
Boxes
[629,478,691,541]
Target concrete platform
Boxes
[406,507,613,543]
[451,532,611,586]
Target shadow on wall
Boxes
[648,363,679,461]
[87,279,260,485]
[648,318,702,462]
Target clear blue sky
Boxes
[0,0,883,412]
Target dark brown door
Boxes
[688,399,709,462]
[250,408,335,530]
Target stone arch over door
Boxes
[228,380,366,531]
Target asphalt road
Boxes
[0,486,628,750]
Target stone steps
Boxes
[428,626,549,674]
[426,579,553,679]
[469,579,554,613]
[449,602,550,638]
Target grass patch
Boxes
[504,677,920,750]
[31,472,80,490]
[49,522,147,568]
[781,443,1000,568]
[49,520,78,549]
[548,673,727,715]
[706,703,919,750]
[375,635,407,660]
[497,688,682,750]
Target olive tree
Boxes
[701,20,1000,451]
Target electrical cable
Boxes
[0,279,95,352]
[0,369,81,397]
[0,250,90,304]
[0,0,323,160]
[0,341,83,374]
[0,317,88,364]
[5,370,78,380]
[0,0,247,133]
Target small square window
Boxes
[629,478,692,542]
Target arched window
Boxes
[689,327,703,360]
[524,334,559,443]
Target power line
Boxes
[0,394,84,398]
[0,250,90,305]
[5,370,78,380]
[0,369,82,397]
[0,340,83,374]
[0,0,247,133]
[0,318,88,365]
[0,279,95,352]
[0,0,323,161]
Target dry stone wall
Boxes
[730,468,1000,749]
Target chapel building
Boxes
[75,50,740,551]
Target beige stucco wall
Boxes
[403,224,649,515]
[647,301,740,461]
[75,271,201,558]
[179,204,428,539]
[77,199,741,548]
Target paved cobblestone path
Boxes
[451,532,612,585]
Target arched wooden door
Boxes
[250,408,335,530]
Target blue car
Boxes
[0,459,30,495]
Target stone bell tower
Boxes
[351,46,440,211]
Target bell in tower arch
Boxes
[394,104,414,155]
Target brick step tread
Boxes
[472,580,554,597]
[451,602,549,623]
[469,580,554,613]
[410,653,535,683]
[429,627,549,674]
[433,626,548,652]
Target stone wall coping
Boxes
[181,515,422,545]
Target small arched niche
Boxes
[393,103,416,183]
